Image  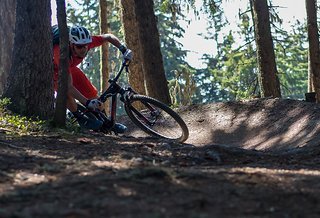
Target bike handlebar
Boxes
[113,60,130,82]
[98,60,130,103]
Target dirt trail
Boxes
[1,98,320,217]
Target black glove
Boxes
[119,44,133,61]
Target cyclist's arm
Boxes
[99,34,131,60]
[67,73,87,105]
[100,34,122,48]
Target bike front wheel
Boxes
[124,95,189,143]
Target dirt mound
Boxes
[124,98,320,152]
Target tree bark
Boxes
[134,0,171,104]
[53,0,69,126]
[251,0,281,98]
[0,0,16,95]
[120,0,146,96]
[3,0,54,119]
[99,0,110,110]
[306,0,320,102]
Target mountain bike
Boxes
[77,60,189,143]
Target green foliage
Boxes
[158,0,239,103]
[275,21,308,99]
[156,1,189,79]
[203,0,220,13]
[206,32,258,100]
[192,68,219,103]
[168,66,196,106]
[201,0,227,46]
[0,98,47,134]
[0,98,10,114]
[157,0,197,22]
[199,0,308,102]
[0,98,84,135]
[155,0,199,105]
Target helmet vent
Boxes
[69,26,92,44]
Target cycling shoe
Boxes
[111,123,127,134]
[77,115,103,131]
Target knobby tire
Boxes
[124,95,189,143]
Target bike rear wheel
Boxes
[124,95,189,143]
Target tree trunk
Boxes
[53,0,69,126]
[0,0,16,96]
[251,0,281,98]
[306,0,320,102]
[99,0,110,110]
[134,0,171,104]
[120,0,146,96]
[3,0,54,119]
[308,56,314,92]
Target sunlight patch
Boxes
[92,160,130,170]
[14,171,50,186]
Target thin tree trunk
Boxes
[251,0,281,98]
[308,56,314,92]
[53,0,69,126]
[306,0,320,102]
[99,0,109,110]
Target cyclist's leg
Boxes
[69,67,126,133]
[66,93,78,112]
[54,67,88,112]
[70,66,98,100]
[68,67,102,130]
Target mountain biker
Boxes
[53,25,133,133]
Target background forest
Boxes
[0,0,317,120]
[59,0,308,105]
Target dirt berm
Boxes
[124,98,320,153]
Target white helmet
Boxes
[69,26,92,44]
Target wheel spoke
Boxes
[125,95,189,142]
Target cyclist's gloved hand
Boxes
[123,49,133,61]
[85,99,102,111]
[119,44,133,61]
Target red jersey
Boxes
[53,36,104,99]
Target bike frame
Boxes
[97,61,159,128]
[98,62,130,127]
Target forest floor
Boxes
[1,98,320,217]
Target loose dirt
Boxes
[1,98,320,217]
